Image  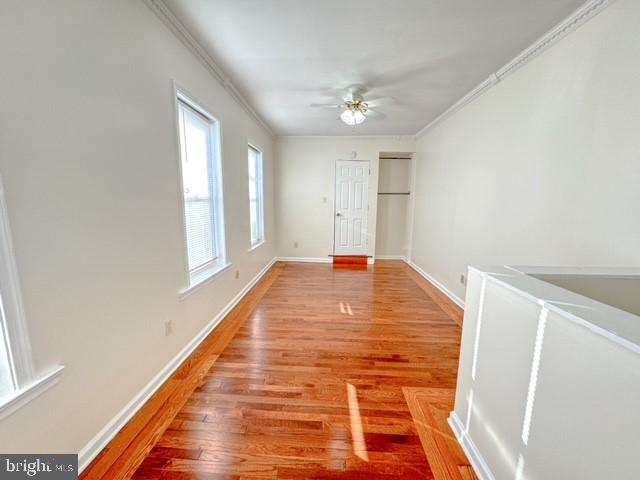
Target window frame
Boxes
[174,87,228,295]
[0,176,64,420]
[0,182,33,393]
[247,144,265,249]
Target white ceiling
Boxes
[163,0,586,136]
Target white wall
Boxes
[375,158,413,257]
[275,136,415,259]
[0,0,275,458]
[453,267,640,480]
[410,0,640,301]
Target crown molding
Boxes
[142,0,275,138]
[416,0,614,138]
[276,134,415,141]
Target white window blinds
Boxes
[177,99,223,276]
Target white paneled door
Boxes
[334,160,369,255]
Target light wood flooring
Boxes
[81,260,473,479]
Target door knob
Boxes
[336,212,342,217]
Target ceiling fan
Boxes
[310,85,392,126]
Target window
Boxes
[0,290,28,402]
[0,193,33,404]
[0,182,63,417]
[0,315,14,400]
[247,145,264,247]
[177,93,227,288]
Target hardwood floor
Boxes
[332,255,369,266]
[403,388,477,480]
[83,260,468,479]
[81,264,285,480]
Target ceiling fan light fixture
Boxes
[340,108,366,126]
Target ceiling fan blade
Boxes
[310,103,344,108]
[365,108,386,120]
[342,84,367,102]
[365,97,395,108]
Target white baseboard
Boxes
[78,257,278,473]
[376,255,406,260]
[405,260,465,309]
[276,256,331,263]
[448,412,495,480]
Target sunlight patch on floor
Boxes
[339,301,354,316]
[347,383,369,461]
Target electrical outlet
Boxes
[235,270,240,279]
[293,241,299,248]
[164,319,173,336]
[460,274,466,286]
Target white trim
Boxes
[405,155,418,262]
[248,144,265,248]
[179,262,232,301]
[469,265,640,355]
[174,86,229,294]
[248,240,265,252]
[416,76,497,137]
[0,366,64,422]
[78,257,277,473]
[448,412,496,480]
[276,135,415,141]
[0,176,62,422]
[416,0,613,137]
[510,265,640,279]
[145,0,611,140]
[494,0,612,80]
[276,257,332,264]
[0,177,34,385]
[375,255,406,260]
[143,0,274,138]
[406,260,465,309]
[177,90,218,122]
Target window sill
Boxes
[248,240,265,252]
[179,261,232,301]
[0,365,64,422]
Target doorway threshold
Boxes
[330,255,370,266]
